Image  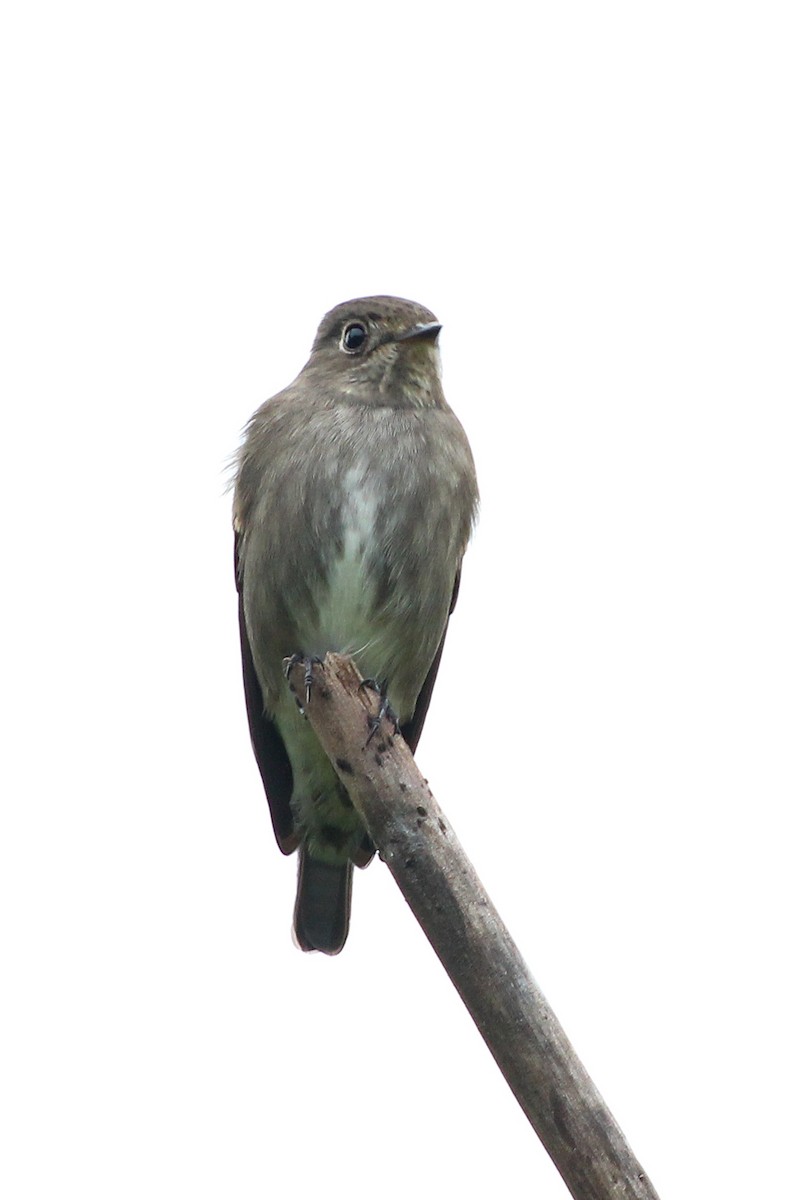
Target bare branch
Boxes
[287,653,660,1200]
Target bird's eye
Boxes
[340,322,368,353]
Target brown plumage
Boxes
[233,296,478,952]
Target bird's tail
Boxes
[293,847,353,955]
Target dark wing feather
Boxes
[235,532,298,854]
[400,569,462,753]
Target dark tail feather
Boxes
[293,848,353,955]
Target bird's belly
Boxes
[303,474,385,661]
[284,470,436,719]
[300,487,417,707]
[311,541,379,660]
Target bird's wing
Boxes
[400,569,462,753]
[234,531,299,854]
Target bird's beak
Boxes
[396,321,442,343]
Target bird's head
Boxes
[303,295,445,409]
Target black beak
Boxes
[396,321,442,343]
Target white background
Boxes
[2,2,798,1197]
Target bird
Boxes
[233,295,478,953]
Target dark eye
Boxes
[340,322,368,353]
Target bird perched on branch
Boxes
[233,296,478,953]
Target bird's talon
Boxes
[284,653,324,705]
[363,681,400,744]
[366,714,382,745]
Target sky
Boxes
[2,2,798,1197]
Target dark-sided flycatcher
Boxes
[233,296,478,953]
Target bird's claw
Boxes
[360,679,400,744]
[284,653,324,707]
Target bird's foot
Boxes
[359,678,401,744]
[284,653,324,708]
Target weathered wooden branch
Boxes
[287,652,660,1200]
